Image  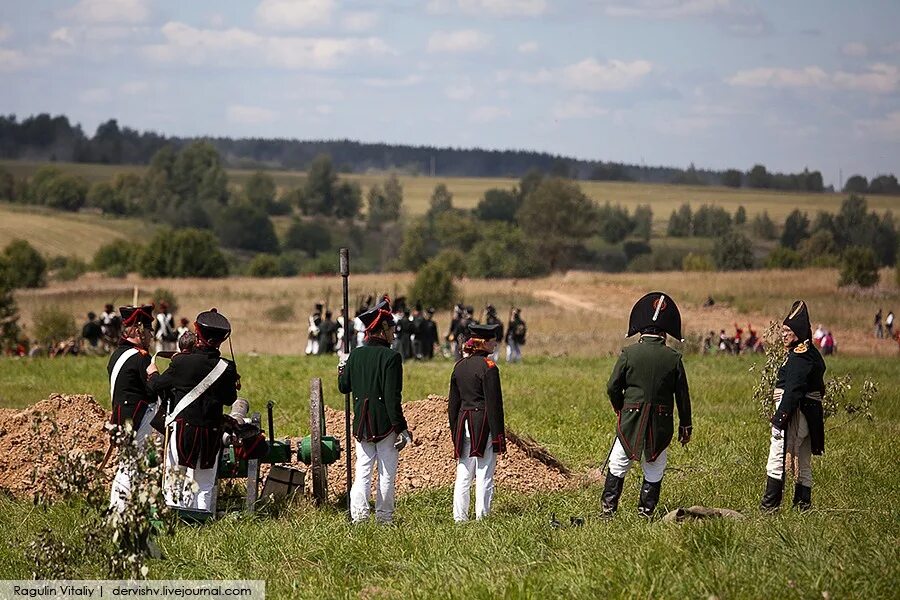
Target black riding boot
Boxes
[760,476,784,513]
[792,483,812,511]
[601,472,625,516]
[637,479,662,518]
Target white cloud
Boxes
[562,58,653,91]
[342,11,379,32]
[428,0,547,17]
[552,95,608,120]
[445,81,475,101]
[64,0,149,24]
[50,27,76,46]
[143,22,391,70]
[362,75,423,88]
[227,104,278,125]
[427,29,490,53]
[471,105,511,123]
[602,0,771,36]
[517,41,539,53]
[728,64,899,94]
[842,42,868,58]
[0,48,29,72]
[255,0,334,30]
[0,24,10,42]
[854,111,900,141]
[120,80,151,95]
[79,87,112,103]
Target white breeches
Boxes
[766,412,812,487]
[164,422,219,511]
[608,438,667,483]
[453,431,497,522]
[305,339,320,355]
[350,436,399,523]
[506,341,521,363]
[109,403,159,512]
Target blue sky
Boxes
[1,1,898,185]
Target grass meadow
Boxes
[0,353,898,598]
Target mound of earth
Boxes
[0,394,109,498]
[320,395,570,496]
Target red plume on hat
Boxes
[359,296,393,333]
[120,304,154,328]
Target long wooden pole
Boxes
[340,248,352,521]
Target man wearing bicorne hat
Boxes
[338,296,413,524]
[760,300,826,512]
[107,304,158,512]
[148,308,240,511]
[449,323,506,522]
[602,292,692,518]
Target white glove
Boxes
[337,352,348,372]
[771,426,783,440]
[394,429,413,450]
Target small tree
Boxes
[0,167,14,201]
[474,188,519,223]
[682,252,714,272]
[138,229,228,278]
[839,246,880,288]
[734,205,747,225]
[33,306,77,345]
[766,247,805,269]
[433,211,481,252]
[712,232,754,270]
[244,171,277,214]
[751,211,777,240]
[666,204,693,237]
[396,220,434,271]
[247,254,281,277]
[780,209,810,249]
[843,174,868,194]
[408,259,456,309]
[693,205,732,237]
[3,239,47,288]
[596,202,635,243]
[93,239,142,273]
[215,203,279,253]
[427,183,453,219]
[632,205,653,241]
[284,220,332,258]
[723,169,743,188]
[333,181,362,220]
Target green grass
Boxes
[0,355,898,598]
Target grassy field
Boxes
[5,158,899,223]
[0,354,898,598]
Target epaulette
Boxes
[484,358,496,369]
[793,342,808,354]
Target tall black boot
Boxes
[760,476,784,513]
[792,483,812,511]
[600,472,625,516]
[637,479,662,518]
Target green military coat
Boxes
[338,337,408,443]
[606,335,692,461]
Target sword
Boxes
[599,432,617,476]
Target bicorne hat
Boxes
[627,292,682,340]
[120,304,154,328]
[359,296,393,332]
[783,300,812,342]
[195,308,231,345]
[468,322,501,340]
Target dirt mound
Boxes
[0,394,109,498]
[321,395,570,496]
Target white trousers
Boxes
[305,339,320,355]
[350,436,399,523]
[164,422,219,511]
[506,341,521,363]
[109,403,159,512]
[608,438,666,483]
[766,412,812,487]
[453,431,497,522]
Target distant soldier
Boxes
[396,308,415,361]
[411,303,424,359]
[318,311,338,354]
[506,308,526,363]
[760,300,826,512]
[338,297,412,524]
[602,293,692,518]
[418,308,439,360]
[81,312,103,355]
[874,308,883,338]
[449,323,506,522]
[107,304,158,512]
[886,310,895,338]
[148,309,240,511]
[100,303,122,351]
[176,317,191,340]
[306,303,323,355]
[154,302,177,354]
[484,305,504,362]
[446,304,463,357]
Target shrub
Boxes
[734,205,747,225]
[751,211,777,240]
[682,252,715,272]
[839,246,880,288]
[93,239,142,273]
[627,251,685,273]
[623,241,652,261]
[430,249,467,278]
[474,188,519,223]
[247,254,281,278]
[51,256,88,281]
[3,239,47,288]
[215,203,279,253]
[766,247,805,269]
[138,229,228,278]
[596,202,635,244]
[692,205,732,237]
[712,232,755,270]
[284,220,332,257]
[466,224,546,278]
[33,306,77,345]
[151,288,179,314]
[408,259,457,309]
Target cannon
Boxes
[298,378,342,505]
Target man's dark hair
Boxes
[640,326,666,336]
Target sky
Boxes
[1,0,898,185]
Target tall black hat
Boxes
[195,308,231,345]
[359,296,392,332]
[469,322,501,340]
[627,292,682,340]
[120,304,154,328]
[783,300,812,342]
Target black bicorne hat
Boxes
[783,300,812,342]
[468,322,501,340]
[627,292,683,340]
[195,308,231,344]
[359,296,392,331]
[120,304,154,327]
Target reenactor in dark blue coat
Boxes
[603,293,692,518]
[761,300,826,512]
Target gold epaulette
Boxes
[793,342,808,354]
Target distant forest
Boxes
[0,113,832,191]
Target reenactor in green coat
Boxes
[602,292,692,517]
[760,300,826,512]
[338,297,412,524]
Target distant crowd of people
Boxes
[703,324,765,355]
[305,297,527,363]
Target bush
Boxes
[33,306,77,345]
[474,188,519,223]
[93,239,141,273]
[430,249,467,278]
[766,247,805,269]
[3,239,47,288]
[712,233,755,270]
[247,254,281,278]
[43,174,89,211]
[284,220,332,257]
[682,252,714,272]
[734,205,747,225]
[408,259,457,309]
[751,211,777,240]
[51,256,88,281]
[465,224,546,278]
[151,288,178,314]
[627,251,685,273]
[839,246,880,288]
[596,203,635,243]
[215,203,279,253]
[623,241,652,261]
[138,229,228,278]
[692,205,732,237]
[277,251,304,277]
[667,204,692,237]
